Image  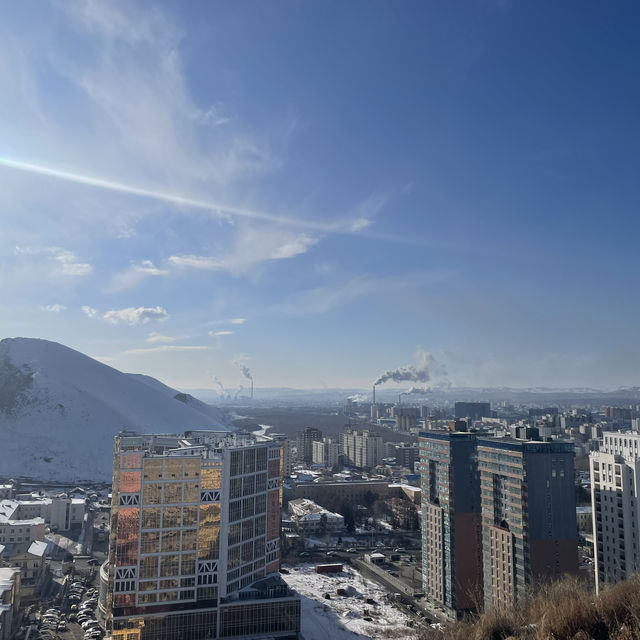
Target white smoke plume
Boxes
[213,376,227,397]
[233,358,253,381]
[234,385,244,400]
[400,386,430,396]
[374,346,434,386]
[347,394,368,403]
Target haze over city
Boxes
[2,1,640,392]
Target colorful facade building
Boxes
[106,430,300,640]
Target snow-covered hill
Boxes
[0,337,228,482]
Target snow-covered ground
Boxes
[282,564,420,640]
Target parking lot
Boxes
[35,568,104,640]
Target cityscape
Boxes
[1,342,640,640]
[2,2,640,640]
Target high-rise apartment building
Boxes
[270,433,292,478]
[340,429,383,469]
[419,432,482,618]
[454,402,490,422]
[420,432,578,617]
[311,439,340,468]
[295,428,322,465]
[477,438,577,610]
[394,444,419,470]
[590,431,640,593]
[105,430,300,640]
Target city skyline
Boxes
[2,2,640,390]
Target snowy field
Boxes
[282,564,421,640]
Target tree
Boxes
[319,513,328,537]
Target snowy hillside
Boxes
[0,337,229,482]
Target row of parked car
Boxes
[67,580,103,640]
[40,607,67,634]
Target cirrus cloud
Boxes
[168,227,318,276]
[146,332,177,343]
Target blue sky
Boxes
[2,1,639,391]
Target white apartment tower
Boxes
[311,439,340,468]
[340,430,383,469]
[590,431,640,593]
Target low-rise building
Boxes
[576,506,593,533]
[0,495,85,532]
[6,540,48,603]
[288,499,345,537]
[0,568,20,640]
[0,501,45,547]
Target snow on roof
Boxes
[0,568,19,598]
[0,501,19,520]
[388,483,421,492]
[370,552,385,558]
[289,498,343,520]
[28,540,47,557]
[576,506,592,514]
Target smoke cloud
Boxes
[347,393,368,402]
[400,386,430,397]
[213,376,227,397]
[234,384,244,400]
[374,346,434,386]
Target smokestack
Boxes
[251,379,254,400]
[373,385,376,405]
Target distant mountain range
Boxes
[0,338,227,482]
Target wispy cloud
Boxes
[146,332,177,343]
[349,217,374,232]
[81,306,99,318]
[192,104,233,128]
[275,270,455,315]
[121,345,214,356]
[41,304,67,313]
[14,245,93,277]
[108,260,169,291]
[230,318,246,325]
[346,191,391,233]
[103,306,169,325]
[210,330,234,336]
[168,227,318,276]
[0,158,338,232]
[55,251,93,275]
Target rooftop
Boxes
[118,429,278,457]
[28,540,47,557]
[289,498,343,521]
